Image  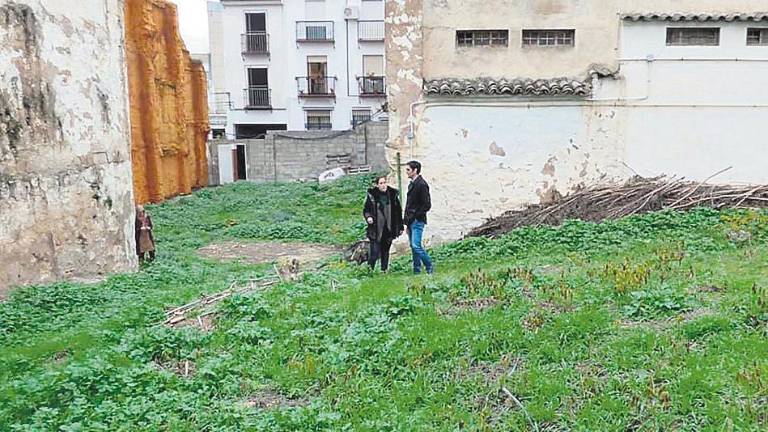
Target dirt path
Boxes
[197,241,342,267]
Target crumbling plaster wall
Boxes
[0,0,137,292]
[386,0,768,241]
[125,0,209,204]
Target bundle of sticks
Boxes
[468,171,768,238]
[161,275,280,327]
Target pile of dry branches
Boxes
[161,275,280,327]
[468,174,768,238]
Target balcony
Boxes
[243,86,271,109]
[296,76,337,98]
[241,32,269,54]
[296,21,334,43]
[358,20,384,42]
[358,76,386,97]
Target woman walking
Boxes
[363,176,403,272]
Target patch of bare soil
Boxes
[197,241,341,267]
[440,297,500,316]
[171,313,216,332]
[695,285,724,293]
[453,297,499,312]
[457,357,525,425]
[243,389,309,410]
[620,308,716,330]
[51,350,71,365]
[153,359,196,378]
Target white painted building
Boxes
[387,0,768,241]
[209,0,386,140]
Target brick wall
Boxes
[209,121,389,185]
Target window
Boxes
[747,28,768,45]
[666,28,720,46]
[363,55,384,76]
[456,30,509,47]
[246,68,269,107]
[306,110,332,130]
[352,109,371,126]
[522,29,575,47]
[244,13,267,53]
[307,56,328,94]
[306,25,327,40]
[245,13,265,33]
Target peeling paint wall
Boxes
[0,0,137,292]
[386,0,768,241]
[385,0,424,163]
[125,0,209,204]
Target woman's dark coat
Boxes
[135,214,154,255]
[363,187,404,242]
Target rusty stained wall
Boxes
[0,0,137,293]
[125,0,209,204]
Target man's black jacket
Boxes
[404,175,431,226]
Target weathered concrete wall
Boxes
[0,0,137,292]
[209,121,389,185]
[125,0,209,204]
[385,0,424,172]
[386,0,768,241]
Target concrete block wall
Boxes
[209,121,389,185]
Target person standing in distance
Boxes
[404,161,434,274]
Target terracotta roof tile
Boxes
[621,12,768,22]
[423,66,614,97]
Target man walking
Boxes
[404,161,434,274]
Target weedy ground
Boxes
[1,175,767,431]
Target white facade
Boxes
[411,18,768,241]
[211,0,386,139]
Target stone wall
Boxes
[0,0,137,293]
[209,121,389,184]
[125,0,209,204]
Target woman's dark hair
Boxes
[373,175,387,185]
[406,160,422,174]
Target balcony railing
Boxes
[296,21,334,42]
[241,32,269,54]
[358,20,384,41]
[296,76,337,97]
[244,86,271,109]
[306,122,333,130]
[358,76,386,96]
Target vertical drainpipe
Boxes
[345,20,351,97]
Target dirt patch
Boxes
[436,297,501,317]
[51,349,70,365]
[620,308,716,331]
[458,356,525,425]
[153,359,196,378]
[197,241,341,268]
[467,175,768,238]
[171,313,216,332]
[695,285,723,293]
[243,389,309,410]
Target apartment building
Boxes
[387,0,768,241]
[209,0,386,139]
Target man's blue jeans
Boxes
[408,220,433,274]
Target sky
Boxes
[168,0,213,53]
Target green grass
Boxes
[1,175,768,431]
